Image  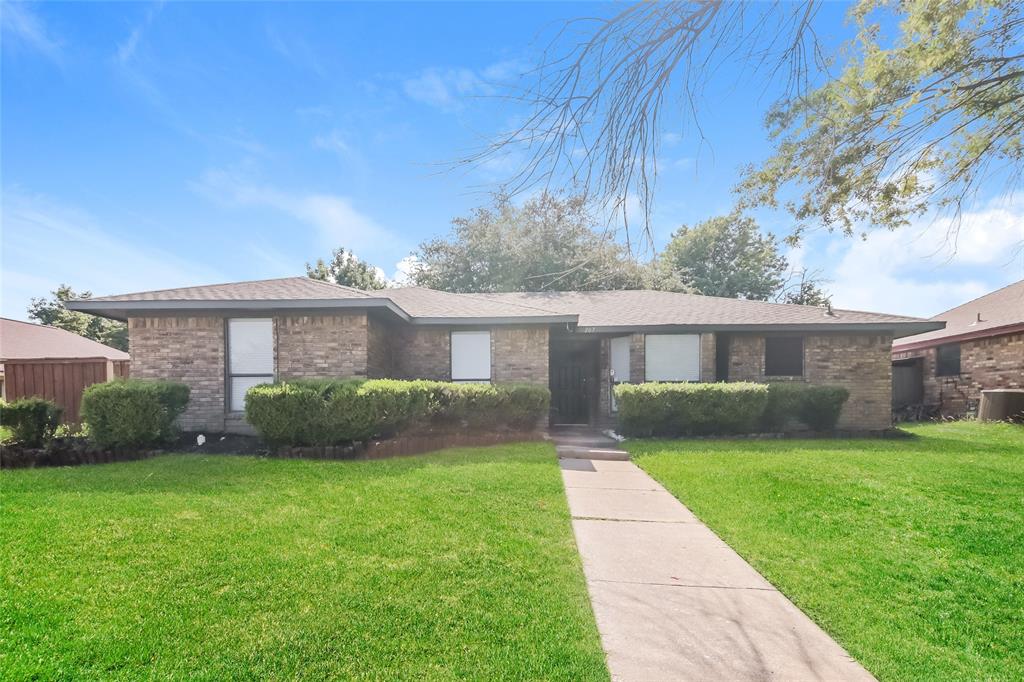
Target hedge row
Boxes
[0,398,63,447]
[81,379,191,448]
[245,379,550,446]
[614,382,849,437]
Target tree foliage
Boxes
[306,247,387,290]
[27,285,128,351]
[739,0,1024,239]
[470,0,1023,243]
[411,193,683,293]
[660,213,829,303]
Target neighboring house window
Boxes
[451,330,491,382]
[645,334,700,382]
[936,343,961,377]
[227,318,274,411]
[765,336,803,376]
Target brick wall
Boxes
[728,333,893,430]
[276,314,370,379]
[129,316,225,431]
[492,327,549,384]
[700,333,716,382]
[894,332,1024,416]
[392,327,451,380]
[366,316,395,379]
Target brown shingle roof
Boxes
[476,290,931,329]
[384,287,575,320]
[86,277,372,301]
[67,276,941,335]
[893,279,1024,349]
[0,318,129,361]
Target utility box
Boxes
[978,389,1024,423]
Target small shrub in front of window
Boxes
[797,386,850,431]
[80,379,190,448]
[0,397,63,447]
[613,383,770,437]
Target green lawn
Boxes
[0,444,608,680]
[628,422,1024,681]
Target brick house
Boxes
[891,279,1024,417]
[68,277,940,433]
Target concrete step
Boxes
[556,445,630,461]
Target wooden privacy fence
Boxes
[2,358,129,423]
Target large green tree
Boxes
[660,213,829,303]
[471,0,1023,243]
[306,247,387,290]
[411,193,683,293]
[27,285,128,351]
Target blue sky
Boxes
[3,1,1021,321]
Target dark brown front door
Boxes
[550,341,599,424]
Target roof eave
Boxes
[892,321,1024,352]
[573,321,945,337]
[411,315,578,326]
[65,298,411,322]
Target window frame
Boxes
[226,317,275,413]
[450,330,492,383]
[764,336,804,377]
[644,334,701,382]
[935,343,961,377]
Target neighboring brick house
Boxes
[68,277,940,433]
[891,279,1024,417]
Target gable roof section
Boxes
[66,276,941,336]
[68,277,410,321]
[893,279,1024,350]
[0,318,129,361]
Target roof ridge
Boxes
[928,277,1024,320]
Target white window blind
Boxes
[228,318,274,411]
[610,336,631,412]
[645,334,700,382]
[451,331,491,381]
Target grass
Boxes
[0,444,609,680]
[627,421,1024,681]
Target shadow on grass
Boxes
[0,442,559,496]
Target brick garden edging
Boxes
[275,430,546,461]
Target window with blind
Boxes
[644,334,700,382]
[936,343,961,376]
[764,336,804,376]
[451,331,491,382]
[227,318,274,411]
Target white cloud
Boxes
[2,2,62,64]
[402,59,525,111]
[403,67,481,110]
[192,166,395,254]
[116,2,163,66]
[1,188,226,320]
[824,198,1024,317]
[390,255,420,286]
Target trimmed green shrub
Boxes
[244,379,550,446]
[614,382,770,437]
[81,379,190,448]
[798,386,850,430]
[0,398,63,447]
[761,383,806,431]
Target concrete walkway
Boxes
[560,457,875,681]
